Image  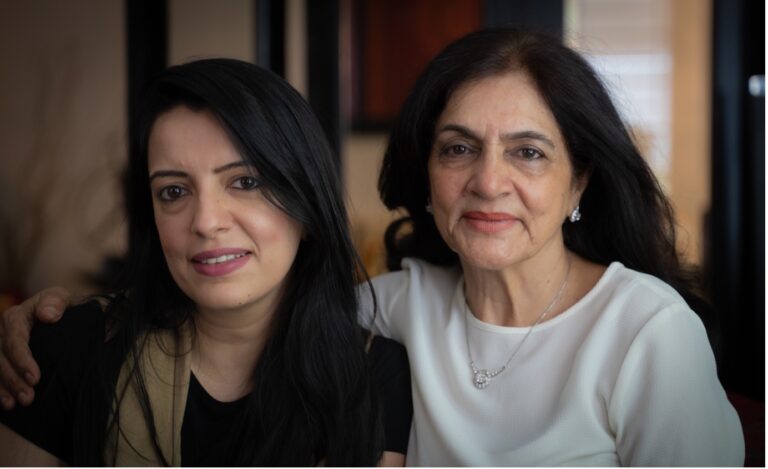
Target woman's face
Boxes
[148,106,303,315]
[428,72,584,272]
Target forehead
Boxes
[148,106,242,170]
[438,72,561,137]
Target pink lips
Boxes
[191,248,251,277]
[462,211,517,234]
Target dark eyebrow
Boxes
[149,170,187,182]
[435,124,556,149]
[213,161,256,174]
[148,161,256,182]
[435,124,482,142]
[500,130,556,149]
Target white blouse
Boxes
[359,259,744,466]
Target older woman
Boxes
[0,29,744,465]
[362,27,743,466]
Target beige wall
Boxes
[0,0,126,296]
[343,133,399,275]
[0,0,256,297]
[168,0,254,64]
[670,0,711,264]
[285,0,308,96]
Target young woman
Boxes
[0,58,411,466]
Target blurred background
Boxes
[0,0,763,463]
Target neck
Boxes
[190,304,275,402]
[462,246,572,327]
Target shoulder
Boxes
[362,258,461,338]
[367,335,413,455]
[0,299,107,464]
[369,257,461,302]
[31,299,105,350]
[576,262,709,352]
[27,299,108,382]
[597,262,687,308]
[38,298,105,330]
[586,262,695,326]
[368,335,409,377]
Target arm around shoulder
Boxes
[0,286,74,409]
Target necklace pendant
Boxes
[470,363,502,389]
[472,369,494,389]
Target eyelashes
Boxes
[517,146,545,160]
[438,143,478,160]
[154,175,263,203]
[157,185,188,202]
[230,175,261,190]
[437,142,547,162]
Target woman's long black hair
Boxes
[73,59,382,465]
[379,27,696,298]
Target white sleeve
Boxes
[356,271,409,342]
[357,280,378,331]
[608,305,745,466]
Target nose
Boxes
[466,148,511,200]
[190,193,232,238]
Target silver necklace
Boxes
[464,255,572,390]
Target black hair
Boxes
[379,27,696,297]
[74,59,382,465]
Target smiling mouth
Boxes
[462,212,517,233]
[195,253,249,265]
[191,251,252,277]
[463,211,514,222]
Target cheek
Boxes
[153,211,186,260]
[430,168,477,241]
[523,182,571,220]
[243,209,303,257]
[429,170,463,212]
[278,217,303,252]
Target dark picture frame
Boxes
[347,0,483,131]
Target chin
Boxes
[181,285,255,313]
[457,243,525,271]
[461,253,517,272]
[192,296,252,312]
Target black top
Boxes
[0,301,413,465]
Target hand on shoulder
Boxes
[0,287,72,409]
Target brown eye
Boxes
[519,147,544,160]
[232,175,261,190]
[441,144,474,157]
[158,185,188,201]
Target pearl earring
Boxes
[569,205,581,223]
[425,198,433,214]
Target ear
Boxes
[569,172,590,208]
[574,173,589,196]
[566,172,590,218]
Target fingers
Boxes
[0,286,70,410]
[34,286,71,323]
[0,291,49,406]
[4,332,40,389]
[0,318,36,407]
[0,352,34,409]
[0,381,16,410]
[0,373,16,410]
